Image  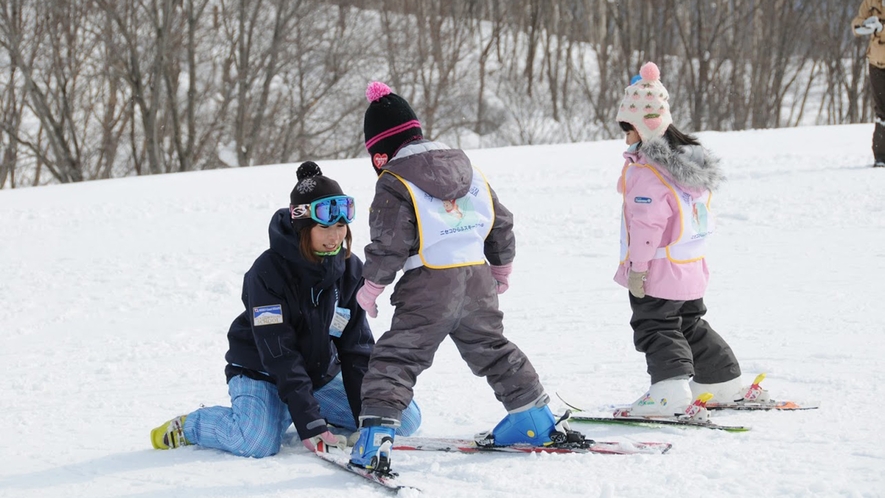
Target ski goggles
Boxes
[290,195,356,225]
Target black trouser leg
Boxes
[868,64,885,163]
[679,298,741,384]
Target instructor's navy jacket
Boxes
[224,208,373,439]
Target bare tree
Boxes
[96,0,177,175]
[218,0,299,166]
[469,0,505,137]
[0,0,102,184]
[375,0,474,140]
[0,57,22,187]
[0,0,875,188]
[276,4,370,161]
[669,0,734,131]
[161,0,212,172]
[814,0,871,125]
[571,0,621,139]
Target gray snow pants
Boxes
[360,264,545,422]
[628,294,741,385]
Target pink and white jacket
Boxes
[613,137,725,301]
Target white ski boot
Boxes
[616,377,693,418]
[691,373,771,406]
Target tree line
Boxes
[0,0,868,188]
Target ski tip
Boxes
[555,392,585,412]
[707,399,820,411]
[776,400,822,410]
[725,425,752,433]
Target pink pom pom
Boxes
[639,62,660,82]
[366,81,391,102]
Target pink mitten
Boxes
[489,263,513,294]
[356,280,385,318]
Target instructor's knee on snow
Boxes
[229,395,284,458]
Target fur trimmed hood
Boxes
[636,137,725,192]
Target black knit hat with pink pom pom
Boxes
[364,82,423,174]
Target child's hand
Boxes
[628,270,648,298]
[357,280,385,318]
[489,263,513,294]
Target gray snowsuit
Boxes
[359,141,545,422]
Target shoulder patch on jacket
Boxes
[253,305,283,326]
[634,196,653,204]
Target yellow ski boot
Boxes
[151,415,191,450]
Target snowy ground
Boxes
[1,124,883,497]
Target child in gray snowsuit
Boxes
[349,82,559,472]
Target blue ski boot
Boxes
[487,404,557,447]
[349,417,398,474]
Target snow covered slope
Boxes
[1,124,882,497]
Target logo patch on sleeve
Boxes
[634,196,653,204]
[253,305,283,326]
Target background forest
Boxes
[0,0,869,188]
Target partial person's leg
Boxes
[868,64,885,164]
[352,270,457,467]
[314,373,422,435]
[619,295,694,415]
[314,374,358,432]
[451,265,553,446]
[184,375,289,458]
[396,401,422,436]
[680,298,744,402]
[680,298,741,384]
[629,294,694,384]
[450,265,545,411]
[359,268,465,422]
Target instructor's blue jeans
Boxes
[183,374,421,458]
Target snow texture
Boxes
[1,124,883,497]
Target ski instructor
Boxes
[853,0,885,168]
[150,161,420,458]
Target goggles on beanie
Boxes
[290,195,355,225]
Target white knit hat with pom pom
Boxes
[615,62,672,141]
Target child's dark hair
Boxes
[664,125,701,148]
[618,122,701,150]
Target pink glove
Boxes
[356,280,385,318]
[302,430,347,452]
[489,263,513,294]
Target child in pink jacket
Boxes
[614,62,754,418]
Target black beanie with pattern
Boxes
[289,161,344,230]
